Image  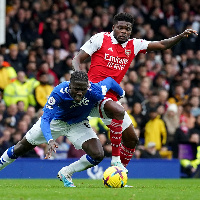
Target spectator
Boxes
[0,54,17,91]
[3,71,33,110]
[34,73,53,110]
[144,107,167,151]
[3,104,20,129]
[52,49,66,79]
[168,83,189,106]
[69,15,84,50]
[0,129,12,156]
[42,19,59,49]
[47,38,68,60]
[36,61,59,86]
[26,106,38,125]
[58,19,77,51]
[6,22,23,47]
[172,115,191,158]
[181,102,196,129]
[16,101,26,119]
[163,104,180,148]
[189,96,200,117]
[139,142,162,159]
[4,44,25,72]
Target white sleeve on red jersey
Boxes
[133,39,150,55]
[80,32,104,56]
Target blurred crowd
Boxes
[1,0,200,175]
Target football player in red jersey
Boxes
[72,12,198,172]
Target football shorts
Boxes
[89,98,132,131]
[25,118,98,150]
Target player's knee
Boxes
[113,106,125,120]
[91,150,104,163]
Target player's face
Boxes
[69,81,88,103]
[113,21,132,44]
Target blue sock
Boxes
[86,154,101,166]
[7,146,18,159]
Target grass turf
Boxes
[0,179,200,200]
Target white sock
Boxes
[111,156,121,164]
[0,150,16,170]
[61,154,94,176]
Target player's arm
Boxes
[41,93,61,158]
[98,77,125,98]
[147,29,198,52]
[72,50,90,71]
[72,33,104,71]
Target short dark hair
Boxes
[70,71,88,83]
[113,13,134,25]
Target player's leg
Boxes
[100,100,139,169]
[100,99,125,165]
[0,118,47,171]
[120,123,138,167]
[59,138,104,176]
[58,121,104,187]
[0,137,36,170]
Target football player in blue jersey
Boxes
[0,71,124,187]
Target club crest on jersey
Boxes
[125,49,131,57]
[48,97,56,105]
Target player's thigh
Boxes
[65,120,99,150]
[100,108,132,131]
[25,118,66,145]
[25,118,47,145]
[103,100,125,120]
[90,98,124,119]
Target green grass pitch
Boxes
[0,179,200,200]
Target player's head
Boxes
[112,13,134,44]
[69,71,89,103]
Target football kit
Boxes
[81,31,150,100]
[81,31,150,164]
[25,77,124,148]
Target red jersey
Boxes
[81,32,150,100]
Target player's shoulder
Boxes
[53,81,70,94]
[90,32,107,41]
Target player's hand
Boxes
[45,140,58,159]
[117,90,125,100]
[181,29,198,38]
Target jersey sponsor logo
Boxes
[70,97,89,108]
[125,49,131,57]
[48,97,56,105]
[108,47,113,52]
[104,53,128,70]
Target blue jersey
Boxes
[41,77,124,142]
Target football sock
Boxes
[0,146,18,170]
[60,154,101,176]
[108,119,123,157]
[120,144,135,167]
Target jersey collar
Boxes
[110,31,128,48]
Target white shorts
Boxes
[89,98,132,132]
[25,118,98,150]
